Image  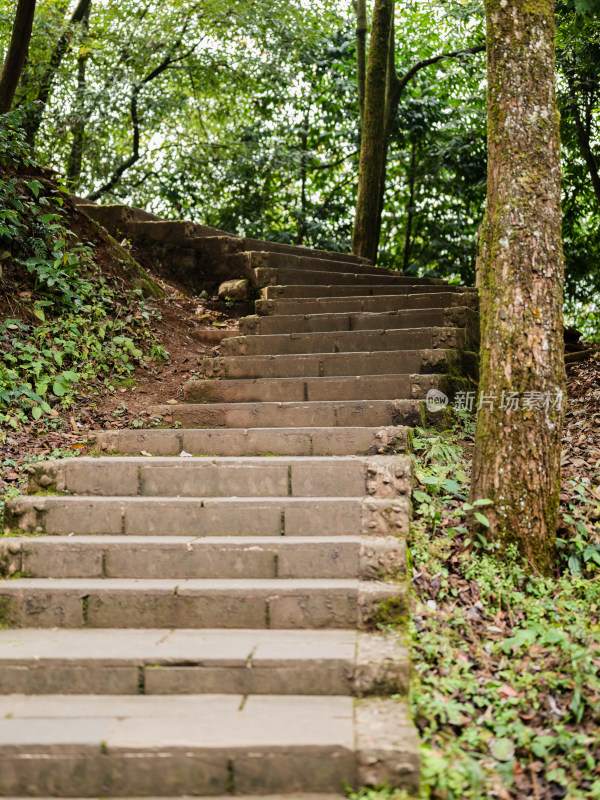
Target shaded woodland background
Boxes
[1,0,598,336]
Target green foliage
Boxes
[409,423,600,799]
[1,0,598,331]
[0,110,164,428]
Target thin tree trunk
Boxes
[566,89,600,204]
[402,142,417,271]
[296,109,309,245]
[25,0,92,145]
[0,0,36,115]
[352,0,393,261]
[470,0,565,574]
[66,1,91,185]
[354,0,367,129]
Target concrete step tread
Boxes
[240,306,476,335]
[261,284,475,299]
[89,426,409,457]
[183,373,441,404]
[153,399,423,430]
[0,629,409,697]
[0,577,385,590]
[220,326,467,356]
[199,349,460,380]
[0,627,358,662]
[5,494,410,539]
[0,696,419,793]
[31,454,410,466]
[254,267,428,287]
[24,454,411,500]
[0,796,345,800]
[4,535,405,581]
[223,324,460,344]
[0,691,415,751]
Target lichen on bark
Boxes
[470,0,566,575]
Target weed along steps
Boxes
[0,208,478,796]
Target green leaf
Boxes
[31,406,42,420]
[441,478,463,496]
[413,490,432,503]
[472,498,493,507]
[568,555,581,576]
[26,180,42,199]
[474,512,490,527]
[490,738,515,762]
[52,380,66,397]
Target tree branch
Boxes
[389,43,485,113]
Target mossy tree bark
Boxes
[354,0,367,129]
[0,0,36,115]
[470,0,566,574]
[352,0,394,262]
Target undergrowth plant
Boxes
[0,109,166,431]
[409,420,600,800]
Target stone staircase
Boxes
[0,208,478,798]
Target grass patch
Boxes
[408,418,600,799]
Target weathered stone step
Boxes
[256,290,478,316]
[240,306,477,336]
[118,222,370,265]
[254,268,433,288]
[261,283,473,300]
[0,578,404,629]
[0,628,409,696]
[90,426,409,457]
[244,250,404,278]
[184,373,441,404]
[153,399,423,429]
[200,348,461,379]
[5,495,410,538]
[0,694,419,795]
[2,535,405,580]
[221,327,467,356]
[24,455,411,498]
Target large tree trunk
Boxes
[352,0,393,262]
[0,0,36,115]
[470,0,566,574]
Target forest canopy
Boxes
[1,0,598,335]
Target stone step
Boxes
[121,223,369,265]
[200,348,462,379]
[153,399,423,429]
[0,578,405,630]
[2,535,405,581]
[244,250,405,278]
[191,327,240,345]
[184,373,442,404]
[89,426,409,457]
[254,268,433,288]
[221,327,467,356]
[24,455,411,498]
[0,628,409,696]
[256,290,478,316]
[5,495,410,538]
[0,694,419,795]
[261,283,473,299]
[241,306,477,335]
